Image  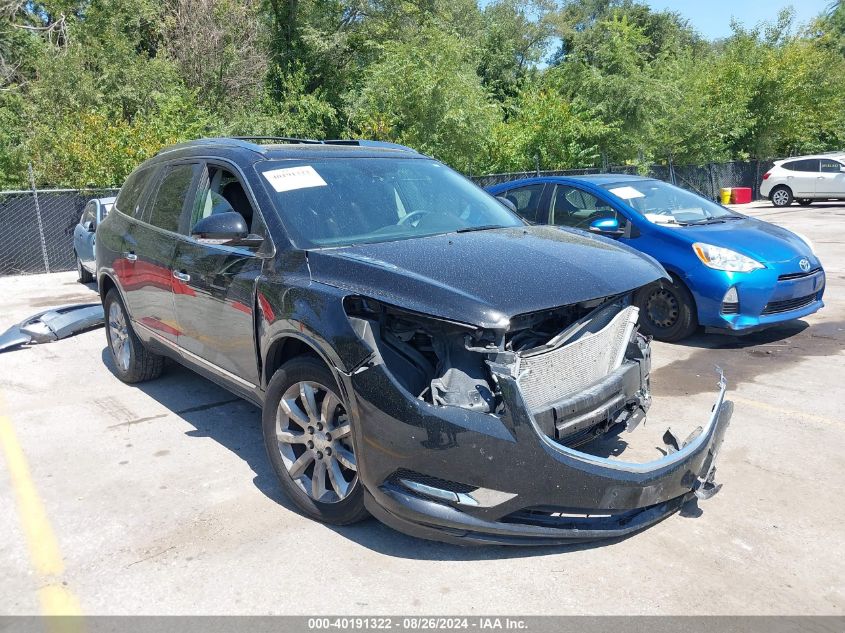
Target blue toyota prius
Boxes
[487,175,825,341]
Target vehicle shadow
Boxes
[100,347,651,561]
[676,320,809,350]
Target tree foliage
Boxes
[0,0,844,188]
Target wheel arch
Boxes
[98,272,118,304]
[263,332,336,390]
[639,264,700,318]
[770,183,793,196]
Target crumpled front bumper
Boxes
[347,357,732,546]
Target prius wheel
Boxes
[262,356,368,525]
[103,289,164,383]
[770,186,793,207]
[76,255,94,284]
[635,280,697,342]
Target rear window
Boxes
[115,167,155,217]
[782,159,819,172]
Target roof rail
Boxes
[156,136,419,156]
[156,136,323,156]
[231,136,324,145]
[324,139,418,152]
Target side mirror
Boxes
[191,211,248,241]
[496,196,517,213]
[588,217,624,236]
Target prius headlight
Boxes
[692,243,764,273]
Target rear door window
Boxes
[499,184,545,223]
[793,159,820,172]
[145,164,200,233]
[115,167,156,217]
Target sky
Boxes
[644,0,832,39]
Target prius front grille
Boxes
[516,305,639,412]
[777,268,821,282]
[762,293,818,315]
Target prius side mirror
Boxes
[589,217,624,237]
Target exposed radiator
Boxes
[516,305,639,412]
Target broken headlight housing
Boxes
[344,296,500,413]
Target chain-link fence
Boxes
[0,159,775,277]
[0,188,119,276]
[472,159,775,201]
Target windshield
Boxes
[602,180,739,225]
[258,158,523,248]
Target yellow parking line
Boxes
[731,395,844,428]
[0,396,83,617]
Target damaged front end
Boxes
[344,292,731,545]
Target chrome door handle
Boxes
[173,271,190,282]
[124,252,137,262]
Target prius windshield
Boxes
[259,158,523,248]
[602,180,739,226]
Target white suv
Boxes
[761,153,845,207]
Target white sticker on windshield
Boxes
[263,166,327,192]
[608,186,645,200]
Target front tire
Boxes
[262,356,368,525]
[770,186,793,207]
[104,289,164,383]
[635,279,698,342]
[76,255,94,284]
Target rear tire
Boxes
[103,289,164,383]
[770,186,793,207]
[262,356,368,525]
[76,255,94,284]
[635,278,698,342]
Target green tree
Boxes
[486,81,613,172]
[348,25,499,173]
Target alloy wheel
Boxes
[108,301,131,372]
[275,381,357,503]
[772,189,790,206]
[646,287,679,329]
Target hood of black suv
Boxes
[307,226,667,329]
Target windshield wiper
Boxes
[455,224,508,233]
[681,218,727,226]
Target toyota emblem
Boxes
[799,258,811,272]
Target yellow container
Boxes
[720,188,732,204]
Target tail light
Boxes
[762,171,771,180]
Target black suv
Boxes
[96,137,731,545]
